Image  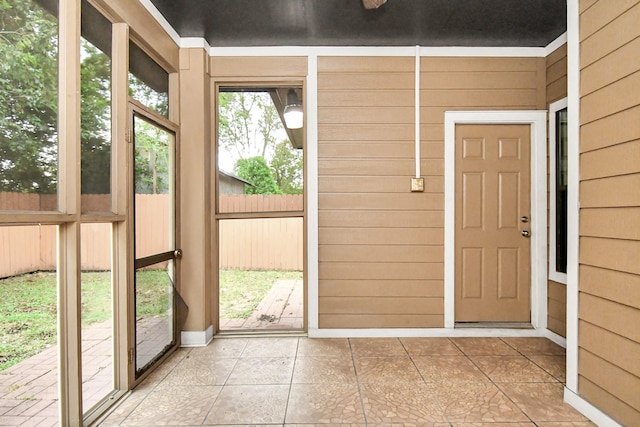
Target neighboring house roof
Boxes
[219,170,254,187]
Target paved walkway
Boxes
[0,320,113,426]
[219,278,303,331]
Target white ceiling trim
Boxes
[544,32,568,56]
[208,45,551,57]
[139,0,181,45]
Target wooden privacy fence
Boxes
[0,193,303,278]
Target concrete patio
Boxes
[98,336,592,426]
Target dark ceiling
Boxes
[147,0,567,48]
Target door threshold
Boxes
[455,322,533,329]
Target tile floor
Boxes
[98,336,595,426]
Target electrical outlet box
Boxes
[411,177,425,192]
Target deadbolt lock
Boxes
[521,216,529,223]
[521,230,531,238]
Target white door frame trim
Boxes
[444,111,548,329]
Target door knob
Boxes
[521,230,530,238]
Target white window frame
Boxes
[548,97,568,284]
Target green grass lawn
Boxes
[219,269,302,319]
[0,270,169,371]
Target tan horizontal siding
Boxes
[320,280,444,297]
[547,280,566,337]
[319,245,444,263]
[578,4,640,423]
[319,176,443,194]
[317,55,544,328]
[319,141,443,160]
[580,376,640,427]
[580,207,640,240]
[579,0,638,42]
[580,174,640,208]
[580,105,640,152]
[319,262,443,281]
[210,56,307,77]
[580,3,640,68]
[319,210,443,229]
[319,228,443,246]
[580,140,640,180]
[579,349,640,411]
[581,36,640,96]
[318,314,443,328]
[579,265,640,309]
[580,237,640,275]
[580,320,640,378]
[319,159,443,177]
[545,43,567,105]
[579,293,640,362]
[422,71,538,89]
[580,70,640,125]
[319,297,443,315]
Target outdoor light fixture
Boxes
[283,89,303,129]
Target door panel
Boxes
[131,110,178,376]
[455,124,531,322]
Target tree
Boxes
[0,0,58,193]
[0,0,115,195]
[270,140,303,194]
[235,156,281,195]
[80,38,112,194]
[217,92,283,168]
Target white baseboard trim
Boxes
[542,329,567,348]
[564,387,622,427]
[308,327,557,339]
[180,325,214,347]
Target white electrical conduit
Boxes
[415,45,421,178]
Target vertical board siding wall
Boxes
[316,56,544,328]
[546,44,568,338]
[578,1,640,425]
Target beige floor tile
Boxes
[401,337,463,356]
[350,338,407,357]
[297,338,351,358]
[190,338,248,359]
[226,357,294,384]
[413,356,489,383]
[529,354,566,382]
[360,382,446,423]
[98,391,148,426]
[122,385,221,426]
[498,383,588,422]
[162,356,237,386]
[434,381,528,423]
[501,337,566,356]
[470,355,558,383]
[241,337,299,358]
[286,425,365,427]
[292,357,357,384]
[354,357,423,383]
[536,422,597,426]
[450,338,519,356]
[451,423,535,426]
[368,424,450,427]
[286,383,365,424]
[204,384,289,425]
